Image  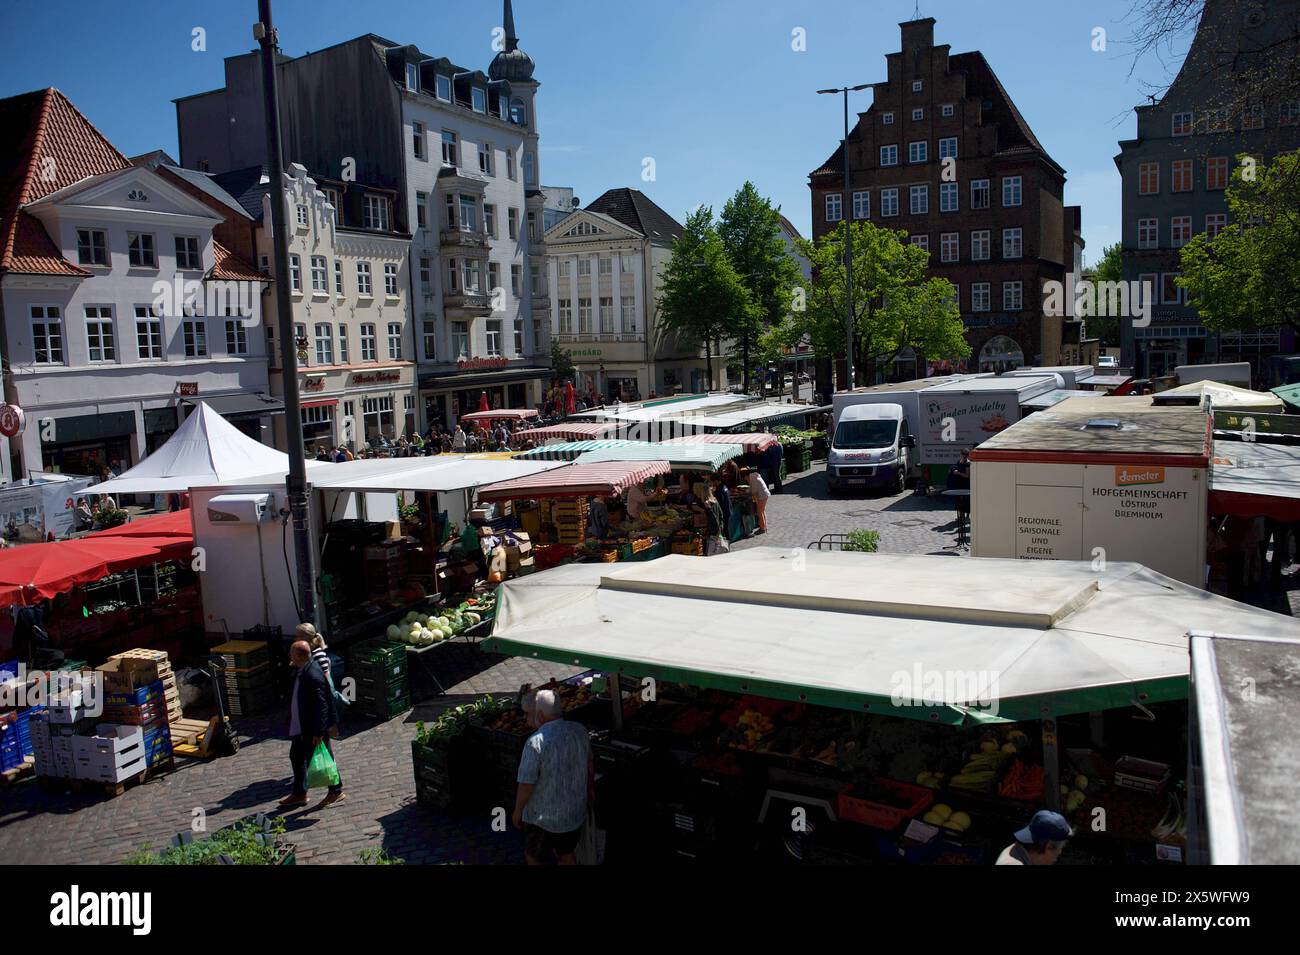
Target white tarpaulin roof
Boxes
[1155,380,1285,412]
[191,454,566,494]
[87,402,296,494]
[485,548,1300,724]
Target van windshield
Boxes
[833,418,899,450]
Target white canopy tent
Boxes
[87,402,299,495]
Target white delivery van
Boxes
[827,403,914,493]
[917,374,1064,465]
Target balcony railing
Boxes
[439,228,489,250]
[443,291,492,312]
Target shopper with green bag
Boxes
[279,639,345,809]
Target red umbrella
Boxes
[478,391,490,413]
[564,381,576,416]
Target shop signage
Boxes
[457,356,509,370]
[351,371,401,385]
[0,404,25,438]
[568,348,602,359]
[1115,465,1164,486]
[302,377,326,392]
[178,383,199,397]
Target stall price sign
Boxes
[0,404,25,438]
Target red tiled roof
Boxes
[0,88,131,275]
[207,240,265,282]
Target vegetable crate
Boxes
[349,640,407,671]
[836,779,933,830]
[211,639,269,671]
[351,656,408,686]
[355,672,409,706]
[356,691,410,721]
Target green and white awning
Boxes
[576,442,745,471]
[513,439,644,462]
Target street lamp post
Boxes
[817,84,869,391]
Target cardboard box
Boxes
[73,724,144,762]
[47,692,85,724]
[75,752,146,784]
[385,520,403,540]
[96,659,160,695]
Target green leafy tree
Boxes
[794,221,968,385]
[1083,242,1124,346]
[718,183,801,393]
[658,206,752,390]
[549,339,576,382]
[1179,151,1300,335]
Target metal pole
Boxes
[257,0,317,624]
[843,89,855,391]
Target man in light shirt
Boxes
[513,689,592,864]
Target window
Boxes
[911,108,924,121]
[1138,217,1158,249]
[446,258,459,292]
[451,321,469,359]
[881,188,899,217]
[127,232,155,268]
[387,322,402,359]
[1205,213,1227,238]
[530,263,542,296]
[1138,161,1159,195]
[464,259,483,294]
[405,62,419,91]
[909,185,929,215]
[362,395,394,440]
[1002,176,1022,207]
[578,258,591,276]
[441,130,458,166]
[384,263,398,296]
[908,141,927,164]
[1161,273,1184,305]
[1002,228,1023,259]
[183,318,207,358]
[912,80,923,92]
[1171,215,1192,248]
[909,235,929,253]
[415,192,428,229]
[941,103,954,118]
[436,74,451,101]
[514,318,524,355]
[1171,111,1193,136]
[289,254,301,292]
[478,142,493,175]
[852,191,870,219]
[939,182,958,213]
[940,232,959,263]
[334,260,343,294]
[599,296,614,333]
[882,111,895,125]
[523,152,536,186]
[972,283,991,312]
[84,306,115,362]
[880,144,898,166]
[422,319,437,361]
[577,297,592,333]
[1206,156,1229,190]
[1171,159,1193,193]
[134,306,161,360]
[488,261,501,294]
[559,260,571,278]
[296,203,308,227]
[311,256,327,292]
[314,323,333,364]
[621,296,636,332]
[363,196,390,231]
[360,323,377,361]
[357,261,372,295]
[1281,101,1300,126]
[512,264,523,296]
[506,149,516,180]
[558,298,573,334]
[472,87,487,113]
[508,208,518,240]
[1003,282,1023,311]
[485,320,501,356]
[938,137,957,160]
[971,230,990,260]
[825,193,842,222]
[419,257,432,291]
[485,204,497,237]
[77,229,107,266]
[1241,103,1263,130]
[225,320,248,355]
[322,187,339,211]
[970,179,990,209]
[338,325,349,363]
[1205,108,1230,132]
[175,236,200,270]
[1138,273,1158,304]
[528,211,538,241]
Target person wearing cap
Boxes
[996,810,1072,865]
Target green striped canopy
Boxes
[576,442,745,471]
[513,439,643,462]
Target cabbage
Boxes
[386,625,401,639]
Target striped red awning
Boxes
[661,432,779,454]
[519,421,622,442]
[301,398,338,409]
[462,408,540,424]
[476,460,671,502]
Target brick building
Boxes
[809,18,1082,379]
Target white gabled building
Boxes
[0,89,271,484]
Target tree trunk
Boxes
[741,336,751,394]
[705,339,714,392]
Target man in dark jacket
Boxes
[280,640,344,808]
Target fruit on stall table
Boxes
[915,770,944,789]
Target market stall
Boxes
[460,408,540,428]
[662,432,784,532]
[462,547,1299,864]
[515,421,624,444]
[513,439,644,462]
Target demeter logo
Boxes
[1115,465,1164,486]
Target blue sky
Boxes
[0,0,1192,263]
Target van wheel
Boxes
[896,462,907,494]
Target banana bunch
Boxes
[948,750,1009,792]
[1151,792,1185,841]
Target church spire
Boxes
[504,0,519,52]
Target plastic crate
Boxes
[350,657,408,684]
[356,673,409,704]
[104,680,165,708]
[357,692,410,720]
[836,779,934,830]
[16,706,44,756]
[349,640,407,670]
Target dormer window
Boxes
[364,195,390,232]
[510,97,527,126]
[436,74,451,102]
[406,63,419,92]
[472,87,487,113]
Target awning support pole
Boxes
[608,670,624,731]
[1042,718,1061,812]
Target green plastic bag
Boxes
[305,742,339,789]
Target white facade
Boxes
[258,165,415,452]
[1,165,269,482]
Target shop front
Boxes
[39,410,137,478]
[281,364,415,453]
[419,360,551,432]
